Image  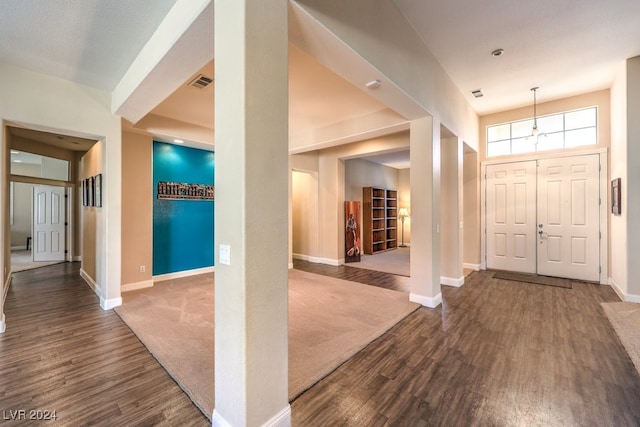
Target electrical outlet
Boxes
[139,265,145,273]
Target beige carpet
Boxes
[347,246,410,276]
[601,302,640,374]
[115,269,419,419]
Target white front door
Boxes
[33,185,66,262]
[486,161,537,274]
[537,155,600,281]
[485,154,600,281]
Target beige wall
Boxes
[292,170,319,258]
[398,168,410,245]
[440,137,462,280]
[463,148,480,266]
[479,89,611,162]
[121,132,153,288]
[80,142,103,281]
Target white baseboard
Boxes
[410,292,442,308]
[292,253,322,263]
[212,405,291,427]
[0,313,5,333]
[212,410,232,427]
[153,266,215,282]
[101,296,122,310]
[441,276,464,287]
[288,262,294,269]
[11,245,27,250]
[627,293,640,303]
[608,277,625,301]
[463,263,481,271]
[73,256,82,262]
[121,279,154,292]
[80,268,101,299]
[264,405,291,427]
[3,273,11,301]
[292,253,341,266]
[607,277,640,303]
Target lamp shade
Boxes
[398,208,409,218]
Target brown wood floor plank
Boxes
[291,265,640,426]
[0,262,209,426]
[5,260,640,426]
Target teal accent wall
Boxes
[153,142,214,275]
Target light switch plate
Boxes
[219,244,231,265]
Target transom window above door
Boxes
[486,106,598,157]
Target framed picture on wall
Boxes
[88,176,94,207]
[611,178,621,215]
[95,174,102,207]
[82,179,87,206]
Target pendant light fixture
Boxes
[529,86,545,139]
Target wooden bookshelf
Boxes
[363,187,398,254]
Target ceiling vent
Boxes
[189,74,214,89]
[471,89,484,98]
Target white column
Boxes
[409,116,442,307]
[213,1,290,426]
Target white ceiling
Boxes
[2,1,640,168]
[392,0,640,114]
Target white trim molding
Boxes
[212,406,291,427]
[264,405,292,427]
[212,410,232,427]
[441,276,464,287]
[73,256,82,262]
[0,313,6,333]
[608,277,640,303]
[293,253,341,266]
[410,292,442,308]
[101,296,122,310]
[80,268,101,298]
[121,279,154,292]
[292,253,322,263]
[608,277,625,301]
[463,263,481,271]
[153,266,214,282]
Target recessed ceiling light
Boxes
[491,48,504,57]
[174,139,184,144]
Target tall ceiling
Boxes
[2,0,640,167]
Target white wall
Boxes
[624,56,640,299]
[610,62,628,296]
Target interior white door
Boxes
[33,185,66,262]
[537,155,600,281]
[486,161,537,273]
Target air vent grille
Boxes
[189,74,214,89]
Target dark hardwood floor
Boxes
[292,259,410,294]
[2,260,640,426]
[291,262,640,426]
[0,262,209,426]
